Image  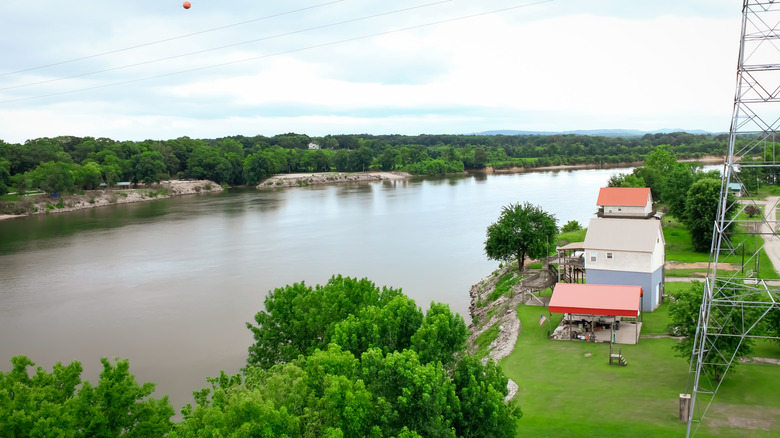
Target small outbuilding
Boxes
[548,283,643,344]
[596,187,655,218]
[727,182,744,197]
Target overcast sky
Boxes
[0,0,742,143]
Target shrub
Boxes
[562,220,583,233]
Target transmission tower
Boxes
[685,1,780,436]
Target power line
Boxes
[0,0,345,78]
[0,0,454,92]
[0,0,553,104]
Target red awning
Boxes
[549,283,642,317]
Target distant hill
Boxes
[474,129,717,137]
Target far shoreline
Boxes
[1,156,726,221]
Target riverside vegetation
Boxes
[0,132,728,214]
[1,276,520,437]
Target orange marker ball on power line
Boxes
[183,1,191,9]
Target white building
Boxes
[583,218,665,312]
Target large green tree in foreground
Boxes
[2,276,520,437]
[484,202,558,271]
[0,356,173,437]
[183,275,519,437]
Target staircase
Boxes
[609,344,628,366]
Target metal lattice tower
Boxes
[685,1,780,436]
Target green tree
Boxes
[663,162,697,218]
[668,282,754,381]
[28,161,74,194]
[72,161,103,190]
[73,358,174,437]
[484,202,558,271]
[0,158,11,195]
[607,172,645,188]
[132,151,167,185]
[360,348,458,437]
[333,149,350,172]
[473,146,488,169]
[186,146,231,183]
[246,276,402,369]
[451,355,521,438]
[684,177,734,252]
[350,147,373,172]
[410,302,468,367]
[243,153,273,185]
[332,295,424,357]
[0,356,81,437]
[0,356,172,437]
[561,220,582,233]
[634,145,677,201]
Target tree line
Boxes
[1,276,520,437]
[0,132,728,195]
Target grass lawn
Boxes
[662,215,779,279]
[0,193,21,202]
[663,217,710,263]
[557,228,587,246]
[503,303,780,437]
[666,268,709,278]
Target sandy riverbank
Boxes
[257,171,412,189]
[0,180,223,219]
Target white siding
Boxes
[603,205,648,217]
[650,229,665,271]
[585,249,652,273]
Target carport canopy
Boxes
[549,283,642,317]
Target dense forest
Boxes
[0,132,728,196]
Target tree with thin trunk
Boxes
[484,202,558,271]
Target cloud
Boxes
[0,0,746,142]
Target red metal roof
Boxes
[596,187,651,207]
[549,283,643,317]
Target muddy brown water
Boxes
[0,168,633,411]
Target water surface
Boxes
[0,168,631,410]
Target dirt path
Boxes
[758,196,780,274]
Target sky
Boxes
[0,0,743,143]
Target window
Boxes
[617,208,622,211]
[607,252,613,259]
[590,252,597,262]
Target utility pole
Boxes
[685,2,780,436]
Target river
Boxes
[0,167,633,411]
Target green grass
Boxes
[728,231,780,279]
[503,303,780,437]
[755,185,780,197]
[663,217,710,263]
[664,281,701,299]
[665,268,709,278]
[488,271,523,302]
[0,193,21,202]
[640,304,672,335]
[557,228,587,246]
[473,322,500,359]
